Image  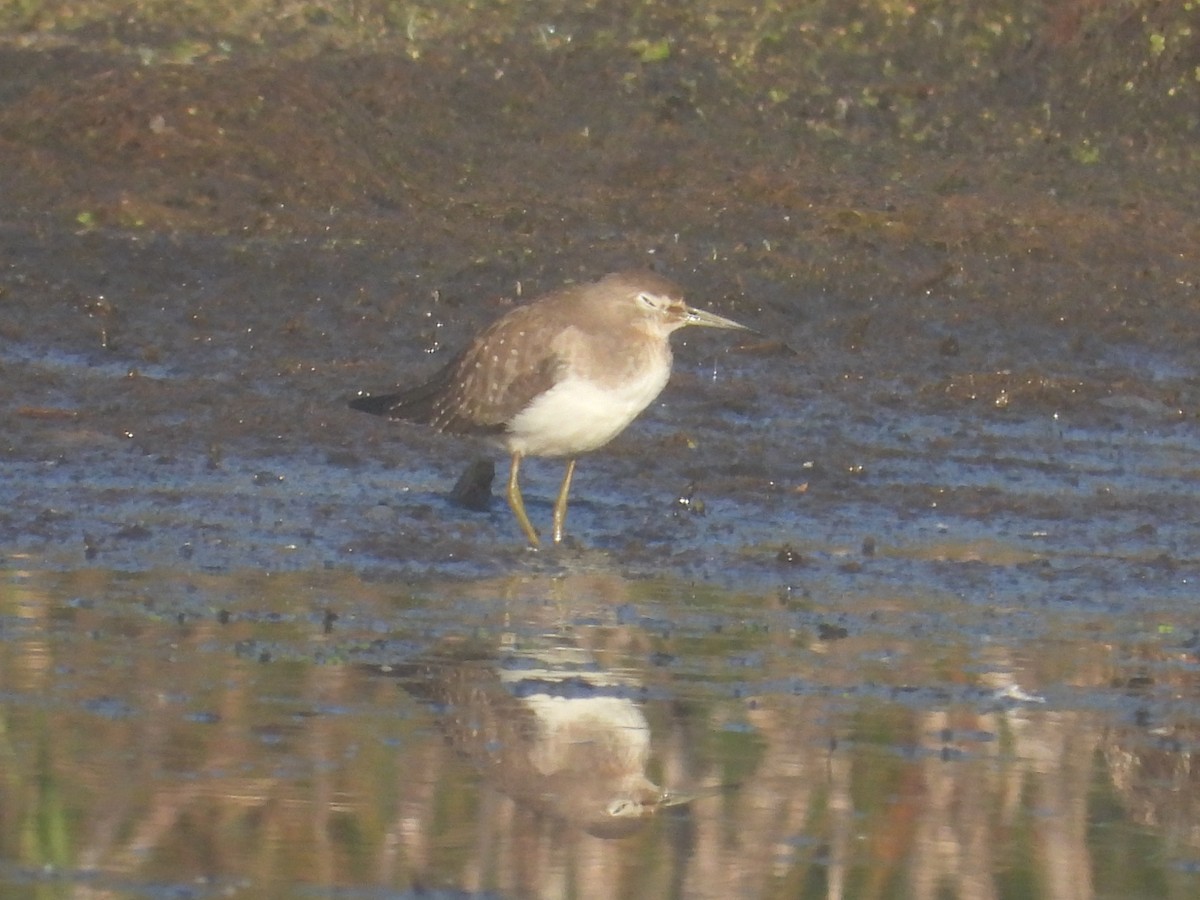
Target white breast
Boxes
[504,363,671,458]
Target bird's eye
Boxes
[638,292,668,310]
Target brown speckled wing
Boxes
[349,305,565,438]
[430,310,565,435]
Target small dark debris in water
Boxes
[649,650,676,667]
[939,336,960,356]
[176,612,186,625]
[178,542,194,560]
[449,458,495,511]
[862,536,876,556]
[113,523,152,541]
[1150,552,1178,571]
[186,711,221,724]
[217,609,231,624]
[322,608,338,633]
[324,448,359,468]
[656,93,693,123]
[838,560,863,574]
[776,545,805,565]
[84,533,99,560]
[1114,673,1155,691]
[235,640,273,663]
[817,622,849,641]
[674,481,706,517]
[253,471,284,485]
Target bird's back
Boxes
[349,302,565,438]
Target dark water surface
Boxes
[2,3,1199,897]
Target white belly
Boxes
[504,366,670,458]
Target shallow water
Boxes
[2,562,1199,899]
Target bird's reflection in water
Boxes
[373,630,693,839]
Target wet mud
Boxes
[1,3,1199,897]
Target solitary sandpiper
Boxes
[350,270,751,548]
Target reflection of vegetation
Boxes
[4,554,1200,894]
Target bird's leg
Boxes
[551,458,577,545]
[507,451,541,549]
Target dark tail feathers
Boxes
[348,391,401,417]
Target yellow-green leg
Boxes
[552,458,576,545]
[507,451,541,548]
